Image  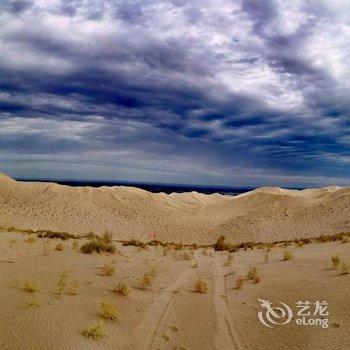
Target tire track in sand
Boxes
[214,258,244,350]
[133,267,195,350]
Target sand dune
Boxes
[0,172,349,244]
[0,172,349,350]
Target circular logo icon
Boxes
[258,298,293,328]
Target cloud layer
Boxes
[0,0,349,187]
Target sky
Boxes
[0,0,349,187]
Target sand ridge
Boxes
[0,172,349,244]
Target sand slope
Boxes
[0,172,349,244]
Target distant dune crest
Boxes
[0,173,349,244]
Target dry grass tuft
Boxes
[81,321,106,340]
[263,252,269,263]
[25,235,36,244]
[100,300,119,321]
[141,272,154,289]
[102,231,113,244]
[141,267,156,289]
[113,281,131,296]
[234,276,244,290]
[194,278,208,293]
[191,260,199,268]
[331,254,340,269]
[55,243,65,251]
[180,251,193,261]
[23,280,41,293]
[66,279,79,295]
[25,298,41,307]
[283,250,293,261]
[100,263,115,276]
[55,275,67,295]
[247,266,260,283]
[55,271,79,296]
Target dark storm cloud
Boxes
[0,0,349,186]
[0,0,33,14]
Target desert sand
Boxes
[0,173,349,350]
[0,172,349,244]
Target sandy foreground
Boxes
[0,233,349,350]
[0,172,349,349]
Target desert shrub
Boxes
[81,321,105,339]
[23,280,40,293]
[101,263,115,276]
[81,239,116,254]
[213,235,227,251]
[213,235,239,252]
[25,235,36,244]
[257,243,266,250]
[141,273,154,289]
[86,231,97,240]
[147,239,164,246]
[300,237,312,244]
[316,233,345,243]
[283,250,293,261]
[194,278,208,293]
[174,243,183,250]
[122,239,146,249]
[113,282,131,296]
[331,254,340,269]
[55,243,65,251]
[340,262,349,275]
[102,231,113,244]
[239,241,256,250]
[37,231,75,241]
[294,239,304,247]
[100,300,119,321]
[234,276,244,289]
